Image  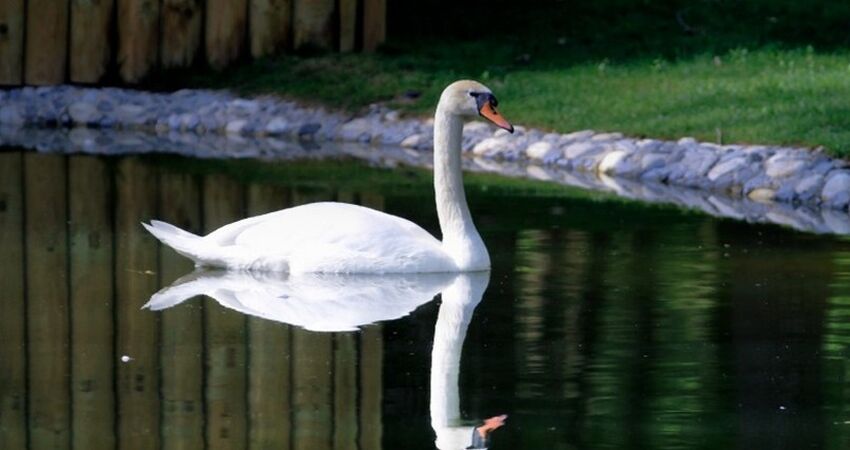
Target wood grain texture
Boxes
[333,333,358,450]
[358,325,383,450]
[70,0,114,83]
[68,156,116,449]
[250,0,291,57]
[203,174,249,449]
[158,171,204,450]
[115,157,160,450]
[24,153,70,450]
[25,0,69,84]
[0,0,24,84]
[117,0,160,82]
[205,0,247,70]
[362,0,385,52]
[292,329,333,450]
[338,0,356,52]
[161,0,202,68]
[0,152,25,449]
[293,0,334,50]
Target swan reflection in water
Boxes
[146,270,507,449]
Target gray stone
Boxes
[707,157,747,181]
[795,174,824,201]
[563,141,599,159]
[562,129,594,141]
[225,119,248,135]
[472,137,509,156]
[822,171,850,208]
[339,118,372,141]
[640,153,667,171]
[298,123,321,138]
[68,102,100,125]
[525,141,559,161]
[748,188,776,203]
[401,133,428,148]
[765,156,808,178]
[265,117,289,135]
[636,139,662,152]
[677,137,698,146]
[591,132,623,141]
[0,105,25,126]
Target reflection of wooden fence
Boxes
[0,152,384,449]
[0,0,385,86]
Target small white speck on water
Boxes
[779,406,786,411]
[121,355,133,363]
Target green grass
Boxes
[150,0,850,157]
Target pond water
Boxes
[1,149,850,450]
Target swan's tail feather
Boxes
[143,271,217,310]
[142,221,214,266]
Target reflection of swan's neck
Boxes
[430,273,489,448]
[433,105,488,270]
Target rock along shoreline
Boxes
[2,85,849,214]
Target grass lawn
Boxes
[152,0,850,157]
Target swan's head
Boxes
[439,80,514,133]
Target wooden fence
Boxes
[0,151,384,449]
[0,0,386,86]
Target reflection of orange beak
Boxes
[479,101,514,133]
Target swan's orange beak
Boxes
[479,100,514,133]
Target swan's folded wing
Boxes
[231,202,452,273]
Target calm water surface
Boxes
[1,150,849,450]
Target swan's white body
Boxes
[145,270,454,331]
[147,269,493,448]
[143,80,507,274]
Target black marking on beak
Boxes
[470,92,498,111]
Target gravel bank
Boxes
[1,85,849,220]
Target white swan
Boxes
[144,269,454,331]
[142,80,513,273]
[147,270,503,448]
[430,271,496,450]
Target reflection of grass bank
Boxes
[154,0,850,157]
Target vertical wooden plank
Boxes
[205,0,247,70]
[250,0,291,58]
[68,156,115,449]
[338,0,356,52]
[117,0,160,82]
[70,0,114,83]
[292,0,334,50]
[158,171,204,450]
[292,329,333,450]
[362,0,385,52]
[247,315,292,450]
[246,183,292,450]
[115,157,160,450]
[161,0,203,68]
[0,0,24,84]
[358,326,383,450]
[203,174,248,449]
[333,333,357,450]
[0,152,25,449]
[24,153,70,449]
[25,0,69,84]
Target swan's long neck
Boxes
[429,273,489,449]
[433,105,489,270]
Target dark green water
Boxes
[1,150,849,450]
